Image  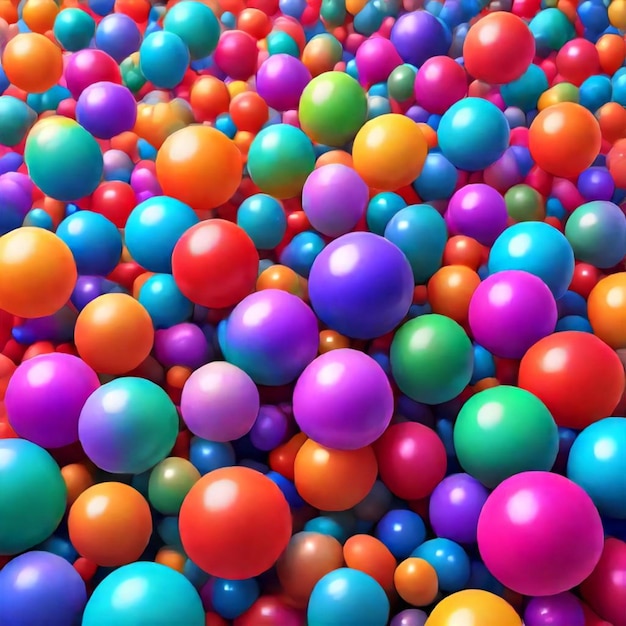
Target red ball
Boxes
[518,331,625,430]
[234,596,305,626]
[556,38,601,86]
[214,30,259,81]
[179,467,292,579]
[91,181,136,228]
[374,422,447,500]
[463,12,536,85]
[171,219,259,309]
[570,262,603,299]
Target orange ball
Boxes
[596,34,626,75]
[315,149,354,169]
[189,75,231,122]
[319,330,350,354]
[276,531,345,608]
[394,558,439,606]
[68,482,153,567]
[428,265,481,325]
[156,125,243,211]
[588,273,626,349]
[294,439,378,511]
[596,101,626,144]
[442,235,486,269]
[2,33,63,93]
[528,102,601,178]
[61,463,94,506]
[343,534,397,593]
[155,547,186,572]
[0,1,18,24]
[256,264,301,295]
[607,138,626,188]
[74,293,154,375]
[352,114,428,191]
[229,91,269,133]
[237,8,271,39]
[22,0,58,33]
[0,227,77,318]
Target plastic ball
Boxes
[524,592,584,626]
[180,361,259,442]
[302,164,368,237]
[438,98,510,171]
[208,577,260,620]
[587,273,626,349]
[53,7,95,51]
[68,482,152,566]
[0,96,37,148]
[394,558,438,607]
[5,353,99,449]
[82,562,204,626]
[154,322,211,369]
[0,551,87,626]
[518,331,625,429]
[529,102,602,178]
[376,509,427,560]
[213,30,258,81]
[469,270,558,359]
[411,538,470,593]
[0,438,67,555]
[171,219,258,309]
[489,222,575,299]
[477,471,604,596]
[64,49,121,99]
[414,55,467,115]
[148,457,200,515]
[308,568,390,626]
[390,314,473,405]
[156,125,243,210]
[56,210,122,276]
[179,466,292,579]
[237,194,287,250]
[454,386,559,488]
[94,13,141,63]
[163,1,220,60]
[293,348,393,450]
[25,116,103,201]
[426,590,522,626]
[308,232,414,340]
[247,124,316,199]
[299,71,367,147]
[76,81,137,139]
[413,152,458,202]
[256,54,312,112]
[367,192,407,235]
[463,12,535,84]
[125,196,199,273]
[390,10,451,68]
[139,31,190,90]
[138,273,193,329]
[352,113,428,191]
[78,377,179,473]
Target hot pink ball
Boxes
[355,37,402,87]
[414,56,468,115]
[478,471,604,597]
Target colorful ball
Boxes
[237,194,287,250]
[524,593,584,626]
[390,10,451,68]
[139,31,190,90]
[256,54,312,112]
[426,590,522,626]
[76,81,137,139]
[414,55,468,115]
[163,1,220,60]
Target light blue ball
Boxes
[53,8,96,52]
[237,194,287,250]
[139,273,193,329]
[366,192,407,235]
[139,31,190,89]
[411,538,471,592]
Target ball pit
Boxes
[1,0,626,623]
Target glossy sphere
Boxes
[588,273,626,349]
[148,457,200,515]
[68,482,152,566]
[394,558,439,607]
[179,467,292,579]
[426,590,522,626]
[343,534,397,594]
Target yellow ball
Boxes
[426,590,522,626]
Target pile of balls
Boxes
[1,0,626,624]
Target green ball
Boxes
[148,457,200,515]
[454,385,559,488]
[0,439,67,555]
[390,314,473,405]
[387,64,416,103]
[299,71,367,147]
[504,184,545,222]
[247,124,316,199]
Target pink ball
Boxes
[214,30,258,81]
[478,471,604,597]
[355,37,402,87]
[414,56,468,115]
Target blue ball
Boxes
[412,538,471,592]
[237,194,287,250]
[163,1,220,60]
[23,208,54,230]
[555,315,593,333]
[83,562,204,626]
[500,64,549,112]
[366,192,407,235]
[215,113,237,138]
[0,96,36,147]
[279,230,325,278]
[384,204,448,284]
[139,273,193,329]
[470,344,496,384]
[125,195,199,273]
[375,509,427,559]
[579,75,612,113]
[95,13,142,63]
[308,568,390,626]
[53,8,96,52]
[412,152,458,201]
[557,290,587,317]
[56,210,122,276]
[189,437,235,475]
[210,578,259,620]
[88,0,115,16]
[567,417,626,519]
[304,514,354,543]
[139,31,190,89]
[266,471,305,508]
[438,98,510,171]
[488,221,575,299]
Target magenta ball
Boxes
[468,270,557,359]
[446,184,508,246]
[477,471,604,596]
[256,54,312,112]
[414,55,468,115]
[5,353,100,448]
[355,37,403,87]
[302,164,369,237]
[524,592,585,626]
[64,49,121,99]
[180,361,260,442]
[293,348,394,450]
[76,81,137,139]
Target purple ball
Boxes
[154,322,212,369]
[180,361,260,442]
[390,609,428,626]
[0,174,31,235]
[355,37,402,87]
[293,348,394,450]
[0,551,87,626]
[76,81,137,139]
[302,164,368,237]
[5,353,100,448]
[469,270,558,359]
[524,592,585,626]
[249,405,289,451]
[446,184,508,246]
[577,166,615,202]
[95,13,142,62]
[429,473,489,544]
[256,54,312,112]
[390,11,451,68]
